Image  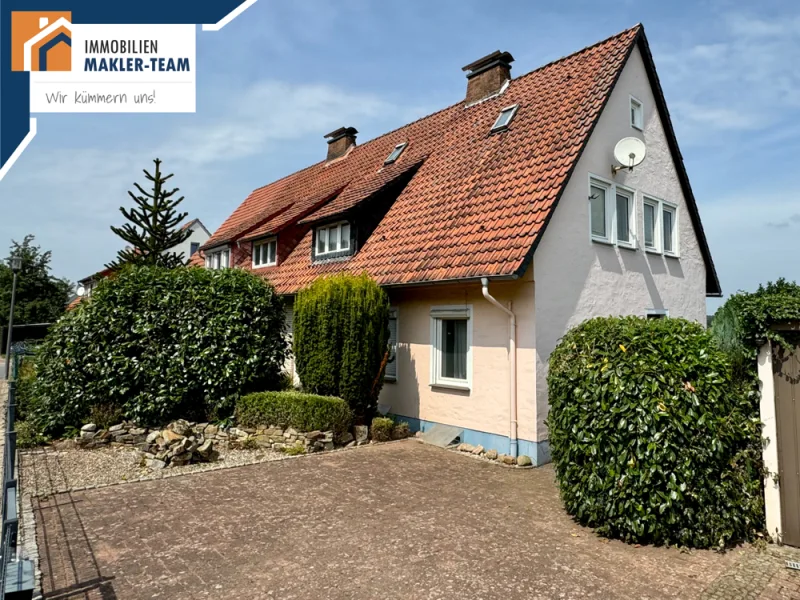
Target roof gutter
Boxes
[481,277,517,458]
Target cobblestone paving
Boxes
[30,440,800,599]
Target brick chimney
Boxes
[462,51,514,104]
[324,127,358,162]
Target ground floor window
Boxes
[385,309,398,381]
[430,305,472,390]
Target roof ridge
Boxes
[243,25,642,198]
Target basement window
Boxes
[252,237,277,267]
[384,142,407,165]
[204,247,230,270]
[491,104,519,132]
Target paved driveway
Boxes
[32,441,800,599]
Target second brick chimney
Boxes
[324,127,358,162]
[462,51,514,104]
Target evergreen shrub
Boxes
[547,316,764,548]
[294,273,390,420]
[236,391,352,435]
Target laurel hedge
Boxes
[547,316,764,548]
[293,273,390,420]
[235,391,352,436]
[31,266,287,433]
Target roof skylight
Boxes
[491,104,519,132]
[384,142,407,165]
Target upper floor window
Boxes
[190,242,200,256]
[205,247,230,270]
[384,142,407,165]
[315,221,351,258]
[491,104,519,133]
[589,177,634,248]
[643,196,679,256]
[630,96,643,130]
[253,237,277,267]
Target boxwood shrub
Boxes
[547,316,764,548]
[235,391,352,435]
[32,266,287,433]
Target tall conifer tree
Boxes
[107,158,191,270]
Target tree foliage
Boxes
[293,273,390,420]
[0,235,72,328]
[106,158,191,270]
[547,316,764,549]
[31,266,287,433]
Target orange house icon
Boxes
[11,11,73,72]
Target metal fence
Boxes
[1,348,35,598]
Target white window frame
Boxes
[315,221,351,257]
[252,237,278,268]
[661,201,679,257]
[384,142,407,165]
[429,305,473,391]
[643,196,660,253]
[630,95,644,130]
[385,308,399,382]
[204,246,230,270]
[588,175,635,248]
[642,195,679,257]
[491,104,519,132]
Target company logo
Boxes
[11,11,73,72]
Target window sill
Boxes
[430,382,470,392]
[664,252,680,259]
[644,247,662,256]
[385,377,396,384]
[591,236,615,246]
[631,124,643,132]
[617,241,637,251]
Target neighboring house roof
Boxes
[200,25,720,296]
[180,218,211,237]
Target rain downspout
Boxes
[481,277,517,457]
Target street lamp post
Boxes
[4,256,22,380]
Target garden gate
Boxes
[773,342,800,547]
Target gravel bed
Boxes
[20,444,286,497]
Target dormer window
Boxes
[204,247,230,270]
[630,96,643,130]
[491,104,519,132]
[314,221,352,259]
[253,237,277,267]
[384,142,407,165]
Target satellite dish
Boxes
[76,285,86,297]
[612,137,646,174]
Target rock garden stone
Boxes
[145,458,166,470]
[354,425,368,444]
[338,432,354,445]
[516,455,532,467]
[146,431,160,443]
[170,420,190,436]
[458,443,475,453]
[109,423,125,433]
[80,430,96,440]
[205,424,218,437]
[471,445,485,455]
[129,427,147,436]
[499,454,516,465]
[81,423,97,432]
[485,449,498,460]
[162,429,183,443]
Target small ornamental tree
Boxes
[547,316,764,549]
[31,266,286,433]
[293,273,390,420]
[106,158,191,270]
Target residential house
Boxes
[70,218,210,304]
[194,25,720,465]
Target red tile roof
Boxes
[200,25,721,296]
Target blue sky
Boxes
[1,0,798,311]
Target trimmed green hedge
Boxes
[235,391,352,435]
[547,316,764,549]
[32,266,287,433]
[294,273,390,420]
